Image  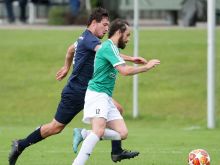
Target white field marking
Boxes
[183,126,201,131]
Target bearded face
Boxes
[117,27,130,49]
[118,35,126,49]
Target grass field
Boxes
[0,27,220,165]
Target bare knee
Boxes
[41,120,65,138]
[50,124,64,135]
[119,129,128,140]
[93,128,105,138]
[91,118,106,138]
[118,127,128,140]
[107,119,128,140]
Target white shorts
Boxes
[83,89,123,124]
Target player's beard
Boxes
[118,35,126,49]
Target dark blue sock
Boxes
[111,140,123,154]
[19,127,44,151]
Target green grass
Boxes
[0,28,220,164]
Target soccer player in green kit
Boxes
[72,19,160,165]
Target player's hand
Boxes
[133,56,148,64]
[112,99,124,115]
[145,59,160,70]
[56,66,69,81]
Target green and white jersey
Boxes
[88,39,125,96]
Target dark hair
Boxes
[108,19,129,38]
[87,7,109,26]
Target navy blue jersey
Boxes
[67,29,101,93]
[55,30,100,124]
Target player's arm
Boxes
[120,53,148,64]
[56,44,75,81]
[94,44,101,52]
[96,45,147,64]
[115,59,160,76]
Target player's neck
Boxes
[109,36,119,48]
[87,26,95,35]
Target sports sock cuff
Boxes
[111,140,122,154]
[90,132,100,141]
[81,128,88,139]
[19,127,44,150]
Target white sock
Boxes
[81,128,121,140]
[72,132,99,165]
[102,129,121,140]
[81,128,89,139]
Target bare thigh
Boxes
[107,119,128,140]
[91,117,106,138]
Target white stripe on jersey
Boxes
[113,61,125,67]
[73,41,78,65]
[73,41,78,47]
[110,44,124,62]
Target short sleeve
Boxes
[103,45,125,67]
[84,36,101,51]
[73,41,78,47]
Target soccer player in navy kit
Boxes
[9,8,146,165]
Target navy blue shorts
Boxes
[55,85,85,125]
